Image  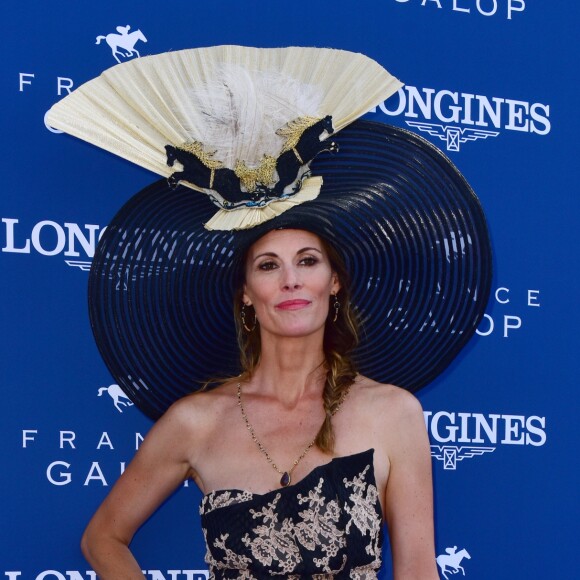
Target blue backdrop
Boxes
[2,1,577,578]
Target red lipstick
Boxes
[276,299,311,310]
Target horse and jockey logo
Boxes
[97,384,134,413]
[96,25,147,63]
[436,546,471,579]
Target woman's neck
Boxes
[248,332,327,407]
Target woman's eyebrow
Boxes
[296,246,323,255]
[252,251,278,262]
[251,247,323,262]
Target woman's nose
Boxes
[281,267,302,290]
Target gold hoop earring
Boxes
[332,294,340,323]
[241,304,257,332]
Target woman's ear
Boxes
[331,272,341,296]
[242,285,252,306]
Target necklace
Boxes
[236,382,349,488]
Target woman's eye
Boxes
[258,261,277,271]
[299,256,318,266]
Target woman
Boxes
[47,45,492,578]
[81,227,438,578]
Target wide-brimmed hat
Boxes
[48,46,492,419]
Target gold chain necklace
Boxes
[236,382,349,488]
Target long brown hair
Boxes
[233,233,359,454]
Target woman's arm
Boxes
[383,389,439,580]
[81,398,201,579]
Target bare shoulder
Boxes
[146,381,238,453]
[165,381,236,420]
[351,375,424,420]
[346,375,427,447]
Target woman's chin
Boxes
[264,321,327,340]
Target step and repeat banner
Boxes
[1,1,577,578]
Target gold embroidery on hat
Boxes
[177,141,225,189]
[234,155,277,193]
[277,116,322,163]
[177,141,224,169]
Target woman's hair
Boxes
[232,233,359,454]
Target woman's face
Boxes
[243,229,340,339]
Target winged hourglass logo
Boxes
[430,445,495,470]
[406,121,499,152]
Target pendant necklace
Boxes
[236,382,348,488]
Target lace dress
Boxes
[199,449,383,579]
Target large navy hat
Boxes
[46,46,491,418]
[88,120,492,419]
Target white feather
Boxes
[178,64,323,166]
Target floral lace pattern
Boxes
[201,489,254,515]
[344,465,382,559]
[199,450,383,579]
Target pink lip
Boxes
[276,299,311,310]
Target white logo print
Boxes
[425,411,547,470]
[376,85,551,152]
[1,217,106,271]
[98,384,134,413]
[436,546,471,579]
[431,445,495,470]
[96,25,147,63]
[406,121,499,152]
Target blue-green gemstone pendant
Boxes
[280,472,291,487]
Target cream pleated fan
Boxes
[47,45,402,229]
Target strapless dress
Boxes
[199,449,383,579]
